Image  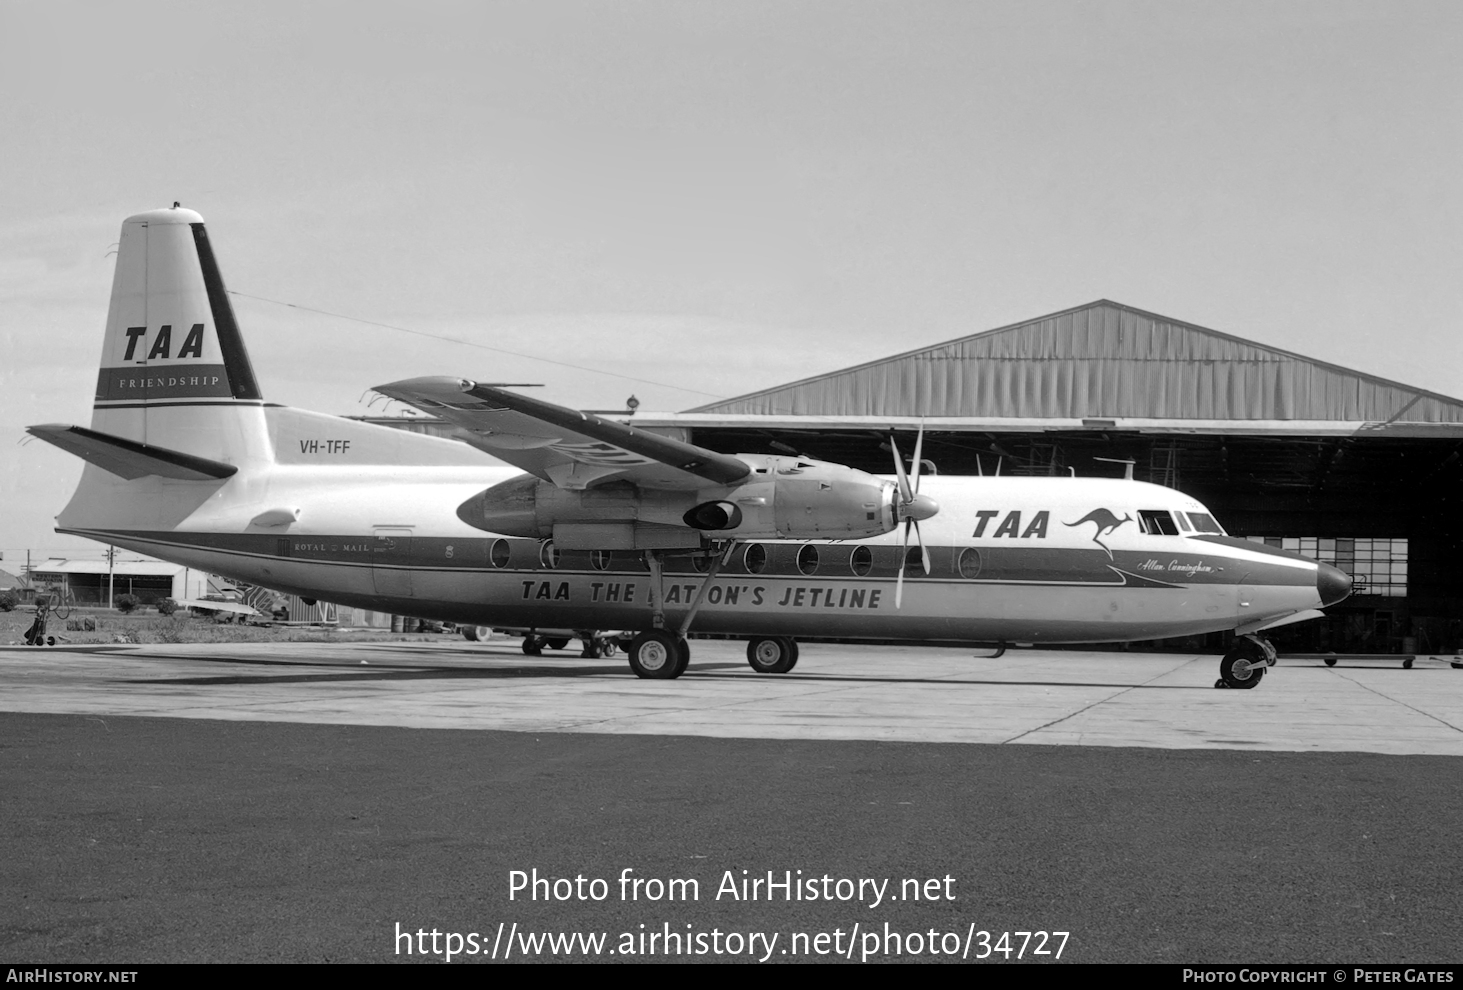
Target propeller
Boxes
[890,422,940,608]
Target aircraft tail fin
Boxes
[88,206,272,466]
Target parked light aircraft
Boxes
[28,207,1351,689]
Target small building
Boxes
[26,558,210,606]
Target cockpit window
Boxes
[1185,512,1225,535]
[1138,510,1180,536]
[1173,512,1193,533]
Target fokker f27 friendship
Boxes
[28,208,1351,689]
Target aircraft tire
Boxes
[1324,657,1337,667]
[546,637,570,651]
[674,638,691,676]
[747,636,796,674]
[627,630,685,679]
[1219,649,1265,690]
[1453,662,1463,669]
[1403,658,1414,669]
[522,636,543,656]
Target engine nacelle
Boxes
[455,455,901,549]
[724,455,899,540]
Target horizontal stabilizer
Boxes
[26,423,238,481]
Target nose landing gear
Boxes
[1215,634,1276,690]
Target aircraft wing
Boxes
[373,377,751,491]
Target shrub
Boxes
[115,594,140,613]
[156,598,179,616]
[0,591,18,612]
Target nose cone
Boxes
[1317,562,1352,607]
[902,492,940,522]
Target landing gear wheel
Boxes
[599,639,617,657]
[1214,678,1227,689]
[546,637,570,651]
[1403,658,1414,669]
[674,638,691,676]
[747,636,797,674]
[627,630,686,680]
[581,639,600,658]
[1219,649,1265,690]
[1453,662,1463,670]
[1324,657,1337,667]
[521,636,543,656]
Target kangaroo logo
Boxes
[1064,508,1132,559]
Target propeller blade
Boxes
[913,518,930,575]
[895,517,911,608]
[911,420,925,494]
[889,437,912,504]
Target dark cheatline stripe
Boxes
[63,528,1308,588]
[94,364,234,401]
[190,223,263,401]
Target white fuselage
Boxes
[59,413,1333,644]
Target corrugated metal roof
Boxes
[687,301,1463,425]
[29,559,183,576]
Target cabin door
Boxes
[371,527,415,599]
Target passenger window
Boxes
[849,545,873,576]
[958,547,982,579]
[903,545,926,576]
[743,543,767,574]
[1138,510,1179,536]
[797,544,820,575]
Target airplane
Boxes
[26,206,1352,690]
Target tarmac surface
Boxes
[2,639,1461,964]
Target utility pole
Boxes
[108,545,115,609]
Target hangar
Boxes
[630,300,1463,655]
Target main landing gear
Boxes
[746,636,799,674]
[626,629,690,679]
[1215,634,1276,690]
[624,544,737,680]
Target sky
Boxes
[3,0,1462,561]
